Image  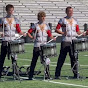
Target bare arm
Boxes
[76,30,82,35]
[55,29,64,35]
[28,32,34,39]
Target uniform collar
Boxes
[65,16,73,19]
[6,15,14,18]
[38,21,45,25]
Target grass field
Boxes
[0,43,88,88]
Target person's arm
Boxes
[28,28,34,39]
[76,25,82,35]
[15,17,26,36]
[47,30,56,40]
[16,24,26,36]
[55,23,66,36]
[55,18,67,35]
[55,23,64,34]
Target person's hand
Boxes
[23,33,27,37]
[62,31,67,36]
[53,37,56,41]
[33,36,36,40]
[82,32,86,36]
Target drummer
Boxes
[28,11,56,80]
[55,6,84,79]
[0,4,26,79]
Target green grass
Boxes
[1,43,88,88]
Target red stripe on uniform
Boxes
[16,24,21,33]
[56,23,61,30]
[76,25,80,32]
[47,30,52,37]
[28,28,34,33]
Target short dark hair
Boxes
[6,4,14,11]
[65,6,72,13]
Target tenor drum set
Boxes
[72,38,88,52]
[1,34,88,80]
[2,38,25,81]
[1,37,57,80]
[8,39,25,54]
[72,37,88,79]
[39,43,57,79]
[40,43,57,57]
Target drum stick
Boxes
[46,36,58,44]
[77,31,86,37]
[16,32,28,40]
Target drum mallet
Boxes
[77,31,86,37]
[16,32,28,40]
[47,36,59,44]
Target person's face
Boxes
[39,16,45,22]
[7,8,14,15]
[66,8,73,17]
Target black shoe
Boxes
[73,75,81,79]
[45,76,53,80]
[28,77,35,80]
[29,78,33,80]
[55,76,61,80]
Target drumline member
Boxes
[28,11,56,80]
[55,6,84,79]
[0,4,26,79]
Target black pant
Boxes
[0,41,16,78]
[29,47,50,79]
[55,42,77,77]
[28,47,40,78]
[0,41,8,77]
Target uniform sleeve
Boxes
[56,23,61,30]
[58,18,63,24]
[47,30,52,37]
[28,24,36,33]
[16,24,21,33]
[28,28,34,33]
[46,24,52,37]
[47,24,50,30]
[56,18,63,30]
[15,17,20,24]
[76,25,80,32]
[74,18,80,32]
[74,18,79,25]
[14,18,22,33]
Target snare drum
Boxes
[40,43,57,57]
[72,38,88,51]
[9,39,25,53]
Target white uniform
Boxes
[59,16,78,42]
[0,15,19,41]
[31,22,50,47]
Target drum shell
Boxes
[9,39,25,54]
[72,38,88,51]
[40,43,57,57]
